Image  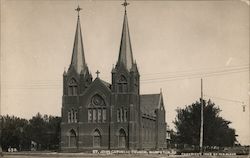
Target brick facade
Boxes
[60,8,166,152]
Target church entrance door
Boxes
[118,129,126,148]
[69,129,77,148]
[93,130,101,147]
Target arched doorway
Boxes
[68,129,77,148]
[118,129,126,148]
[93,129,101,147]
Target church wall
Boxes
[63,96,78,106]
[60,123,79,150]
[78,122,110,149]
[156,109,167,149]
[61,83,167,151]
[77,81,111,150]
[141,116,157,149]
[111,93,130,149]
[128,104,140,149]
[61,94,81,150]
[77,80,111,122]
[111,92,141,150]
[61,78,113,151]
[60,4,168,151]
[110,123,129,149]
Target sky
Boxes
[1,0,249,145]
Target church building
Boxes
[61,2,166,151]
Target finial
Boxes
[96,70,100,78]
[160,88,162,93]
[63,67,67,75]
[122,0,129,12]
[75,5,82,17]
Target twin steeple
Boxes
[69,1,135,74]
[117,10,134,71]
[117,0,135,71]
[69,6,87,74]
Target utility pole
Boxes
[199,78,204,155]
[0,116,3,157]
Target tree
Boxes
[173,99,236,148]
[46,116,61,150]
[1,113,61,151]
[1,115,29,151]
[26,113,61,150]
[26,113,48,150]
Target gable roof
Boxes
[100,79,111,89]
[81,77,111,96]
[140,93,162,117]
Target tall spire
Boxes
[70,6,87,74]
[117,0,134,71]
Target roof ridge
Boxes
[100,79,111,85]
[141,93,160,96]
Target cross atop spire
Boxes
[122,0,130,12]
[75,5,82,17]
[96,70,100,78]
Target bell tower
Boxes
[61,6,92,150]
[111,4,139,95]
[110,0,141,149]
[63,6,92,97]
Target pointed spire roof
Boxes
[70,14,87,74]
[117,11,134,71]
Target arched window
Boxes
[91,94,106,106]
[118,129,126,148]
[68,129,77,148]
[93,129,101,147]
[124,109,127,122]
[120,108,123,122]
[98,109,101,122]
[118,75,128,93]
[117,108,127,123]
[68,109,78,123]
[74,110,78,123]
[93,109,97,122]
[71,110,74,122]
[102,109,106,122]
[117,110,120,122]
[88,109,92,122]
[68,111,71,123]
[68,78,77,96]
[88,94,106,123]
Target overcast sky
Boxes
[1,0,249,145]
